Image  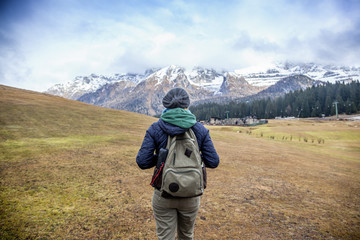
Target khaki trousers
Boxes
[152,189,201,240]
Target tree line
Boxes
[189,81,360,121]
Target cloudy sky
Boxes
[1,0,359,91]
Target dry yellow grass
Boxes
[202,121,360,239]
[1,85,359,239]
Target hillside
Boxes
[0,85,154,139]
[1,85,360,239]
[0,85,157,238]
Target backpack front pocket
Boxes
[162,168,203,197]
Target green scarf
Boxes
[161,108,197,129]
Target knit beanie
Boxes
[162,88,190,109]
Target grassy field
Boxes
[1,85,359,239]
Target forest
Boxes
[189,81,360,121]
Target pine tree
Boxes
[190,81,360,121]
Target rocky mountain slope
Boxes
[252,75,322,99]
[46,63,360,115]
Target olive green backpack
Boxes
[160,128,205,198]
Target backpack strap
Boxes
[188,128,199,150]
[166,134,177,150]
[166,134,171,149]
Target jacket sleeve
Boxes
[192,123,220,168]
[136,126,158,169]
[200,129,220,168]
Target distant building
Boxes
[208,117,268,126]
[209,117,222,125]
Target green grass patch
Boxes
[0,134,134,162]
[227,120,360,162]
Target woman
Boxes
[136,88,219,240]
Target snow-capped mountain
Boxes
[187,67,224,94]
[78,66,218,115]
[46,72,150,100]
[45,63,360,115]
[237,62,360,87]
[250,75,322,100]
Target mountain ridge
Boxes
[46,63,360,115]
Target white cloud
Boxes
[0,0,359,91]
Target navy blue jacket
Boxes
[136,119,219,169]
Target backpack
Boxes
[150,128,206,198]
